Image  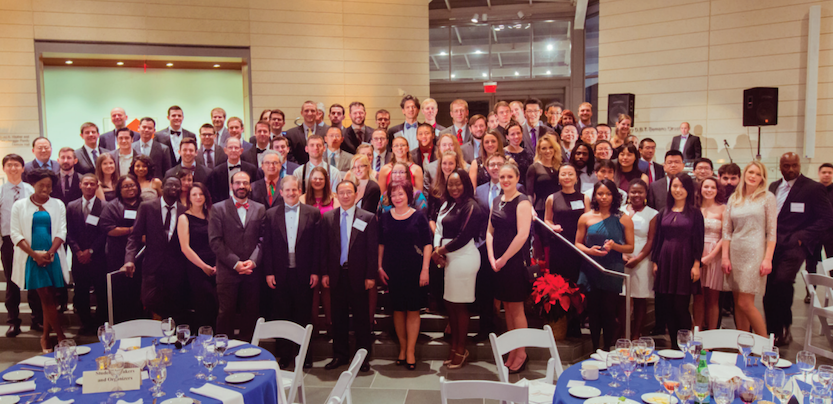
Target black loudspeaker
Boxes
[607,93,635,126]
[743,87,778,126]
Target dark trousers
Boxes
[764,244,806,336]
[2,236,43,327]
[656,293,692,350]
[71,257,107,329]
[331,269,371,361]
[217,280,260,343]
[276,269,314,361]
[187,265,218,331]
[586,289,621,351]
[474,245,496,334]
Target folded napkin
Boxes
[191,384,244,404]
[707,364,746,382]
[791,376,804,404]
[527,379,555,404]
[590,349,608,362]
[120,346,156,368]
[118,337,142,351]
[116,400,143,404]
[42,398,74,404]
[227,340,247,349]
[709,352,737,366]
[0,380,36,395]
[18,356,49,367]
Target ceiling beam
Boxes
[574,0,588,30]
[444,0,451,11]
[431,55,440,69]
[463,54,471,68]
[454,26,463,44]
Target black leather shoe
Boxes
[473,332,490,343]
[303,359,313,369]
[30,323,43,332]
[324,358,348,370]
[360,361,371,372]
[5,324,21,337]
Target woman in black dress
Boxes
[487,162,533,373]
[178,182,217,330]
[504,122,533,188]
[527,133,562,260]
[378,180,432,370]
[614,144,648,192]
[544,164,588,283]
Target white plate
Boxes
[2,371,34,382]
[161,398,193,404]
[582,360,608,370]
[0,396,20,404]
[76,377,83,385]
[775,359,792,368]
[569,386,601,399]
[657,350,685,359]
[75,346,91,355]
[160,336,176,344]
[645,354,660,364]
[225,372,255,383]
[641,392,679,404]
[234,348,261,358]
[586,397,640,404]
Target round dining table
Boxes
[0,337,279,404]
[553,349,808,404]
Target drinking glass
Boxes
[687,336,703,364]
[654,358,671,393]
[639,336,656,379]
[44,359,62,393]
[202,348,219,381]
[765,368,785,402]
[98,324,115,355]
[615,339,632,358]
[58,339,77,355]
[176,324,191,353]
[738,377,763,404]
[713,379,735,404]
[149,364,167,398]
[675,372,695,404]
[662,366,681,404]
[61,350,79,392]
[762,346,780,370]
[632,340,647,377]
[817,365,833,391]
[108,353,125,398]
[796,350,816,395]
[773,375,793,404]
[693,367,710,404]
[214,334,229,365]
[161,317,175,343]
[198,326,214,345]
[606,351,622,388]
[193,341,206,379]
[621,352,637,397]
[676,330,691,353]
[737,333,754,375]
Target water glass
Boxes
[149,364,167,398]
[607,351,622,388]
[738,377,763,404]
[215,334,229,365]
[639,336,655,369]
[202,348,219,381]
[762,346,780,370]
[713,379,735,404]
[621,353,637,396]
[161,317,176,342]
[687,336,703,364]
[44,359,62,393]
[797,350,816,395]
[58,339,77,355]
[773,375,793,404]
[193,342,206,379]
[98,324,115,355]
[176,324,191,353]
[817,365,833,391]
[108,353,125,398]
[615,339,632,358]
[60,350,79,392]
[632,340,647,377]
[198,326,214,345]
[737,333,754,374]
[810,385,829,404]
[765,368,785,402]
[676,329,691,352]
[676,372,695,404]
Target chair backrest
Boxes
[800,270,833,361]
[325,349,367,404]
[806,268,833,305]
[817,257,833,276]
[692,326,774,356]
[252,318,313,404]
[440,377,529,404]
[112,319,164,339]
[489,325,562,384]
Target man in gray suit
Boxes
[324,127,354,174]
[439,99,471,146]
[132,117,172,179]
[521,98,555,155]
[24,137,60,181]
[75,122,109,175]
[213,107,232,147]
[341,102,375,154]
[99,107,139,150]
[155,105,196,165]
[285,100,328,165]
[460,114,487,163]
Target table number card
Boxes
[81,368,141,394]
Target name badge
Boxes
[85,215,99,226]
[124,210,137,219]
[790,202,805,213]
[353,218,368,232]
[570,200,585,210]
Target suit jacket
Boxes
[284,124,329,165]
[165,163,210,185]
[196,144,228,170]
[325,149,354,173]
[124,198,186,314]
[75,145,110,175]
[263,204,321,285]
[208,198,266,285]
[65,196,106,263]
[411,147,437,171]
[357,179,381,213]
[439,125,473,145]
[51,171,83,206]
[342,125,375,154]
[638,159,665,183]
[522,122,555,155]
[132,140,172,179]
[460,140,478,163]
[24,160,60,182]
[768,175,833,258]
[206,160,259,203]
[670,135,702,162]
[321,206,378,291]
[155,128,197,165]
[250,177,283,209]
[647,176,670,211]
[109,149,140,176]
[100,129,139,150]
[217,128,231,147]
[240,145,269,168]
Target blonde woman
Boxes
[345,154,381,213]
[721,161,776,336]
[526,134,562,217]
[353,144,379,181]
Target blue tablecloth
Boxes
[0,337,278,404]
[554,350,804,404]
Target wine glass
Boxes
[762,346,780,370]
[193,341,207,379]
[738,377,763,404]
[817,365,833,391]
[215,334,229,365]
[198,326,214,345]
[61,350,79,392]
[796,350,816,395]
[676,329,691,353]
[149,363,167,398]
[737,333,754,375]
[44,359,62,393]
[662,366,681,404]
[675,371,695,404]
[202,347,219,381]
[713,379,735,404]
[98,324,115,355]
[615,339,632,357]
[765,368,785,402]
[687,336,703,364]
[108,353,126,398]
[810,385,828,404]
[639,336,655,379]
[773,375,793,404]
[176,324,191,353]
[58,339,77,355]
[654,357,671,393]
[632,340,647,377]
[620,351,637,396]
[606,351,622,388]
[161,317,175,343]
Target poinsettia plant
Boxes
[531,272,584,322]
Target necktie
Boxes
[330,152,337,167]
[489,183,498,208]
[63,175,70,197]
[647,162,654,183]
[83,199,90,218]
[776,181,791,213]
[91,149,98,164]
[456,128,463,145]
[340,211,349,266]
[307,128,314,138]
[375,155,381,172]
[205,149,214,168]
[268,181,276,205]
[12,185,20,202]
[530,128,537,150]
[405,123,417,130]
[163,204,173,240]
[356,129,364,142]
[235,201,249,209]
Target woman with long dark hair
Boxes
[377,136,424,195]
[94,153,119,201]
[468,130,506,187]
[504,121,533,187]
[615,144,648,192]
[301,166,339,214]
[178,182,217,329]
[130,155,161,202]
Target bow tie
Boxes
[171,131,181,136]
[228,164,241,170]
[405,123,418,130]
[182,165,195,173]
[256,148,266,154]
[286,204,299,212]
[235,201,249,210]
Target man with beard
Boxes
[52,148,82,205]
[569,142,596,192]
[461,114,486,163]
[342,102,375,154]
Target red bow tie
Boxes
[235,202,249,210]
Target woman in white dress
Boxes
[622,179,657,339]
[695,177,726,331]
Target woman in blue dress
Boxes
[10,169,69,352]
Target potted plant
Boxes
[531,271,584,340]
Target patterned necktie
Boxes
[647,163,654,183]
[456,128,463,145]
[530,128,537,150]
[330,152,337,167]
[12,185,19,202]
[375,155,381,172]
[268,181,276,205]
[83,199,90,218]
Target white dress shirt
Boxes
[168,127,183,161]
[118,152,133,176]
[140,139,154,156]
[341,204,356,245]
[233,196,248,225]
[678,135,688,154]
[401,122,419,150]
[0,181,34,236]
[285,202,301,267]
[160,197,177,240]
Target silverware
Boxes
[214,381,246,389]
[185,395,202,404]
[152,398,157,404]
[19,368,43,372]
[224,371,264,375]
[34,392,49,403]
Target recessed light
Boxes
[65,60,73,65]
[547,44,554,51]
[514,71,519,76]
[546,70,552,75]
[213,64,220,68]
[474,50,482,54]
[439,51,447,56]
[481,72,487,77]
[166,63,173,67]
[451,74,456,78]
[116,61,124,66]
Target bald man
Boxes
[99,107,140,149]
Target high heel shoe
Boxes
[40,337,52,354]
[395,359,406,366]
[406,362,417,370]
[508,356,528,374]
[446,350,469,369]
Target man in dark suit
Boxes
[242,121,273,168]
[165,138,210,185]
[765,152,833,346]
[341,102,375,154]
[99,107,140,150]
[268,109,287,140]
[285,101,329,165]
[132,117,172,179]
[227,117,253,152]
[324,127,354,174]
[66,174,107,334]
[637,138,665,185]
[250,150,284,209]
[110,128,140,176]
[647,150,684,212]
[521,98,556,155]
[272,136,300,177]
[207,137,259,203]
[122,177,187,322]
[155,105,197,165]
[387,95,421,150]
[264,175,321,369]
[209,171,267,343]
[52,147,83,205]
[370,129,391,173]
[670,122,702,162]
[75,122,110,175]
[24,137,60,181]
[439,99,472,147]
[321,180,377,372]
[196,124,228,170]
[212,107,232,147]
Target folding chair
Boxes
[490,324,563,384]
[692,326,774,356]
[440,377,529,404]
[801,270,833,360]
[252,318,313,404]
[324,349,367,404]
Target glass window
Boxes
[450,25,490,81]
[585,14,599,87]
[490,23,530,80]
[532,20,571,78]
[430,26,450,81]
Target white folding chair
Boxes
[324,349,367,404]
[440,377,529,404]
[112,319,164,339]
[815,259,833,307]
[692,326,774,356]
[489,324,563,385]
[252,318,313,404]
[801,270,833,360]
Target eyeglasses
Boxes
[487,162,504,168]
[121,184,137,189]
[262,161,281,166]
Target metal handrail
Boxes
[535,216,632,340]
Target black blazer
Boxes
[132,140,172,179]
[165,164,211,185]
[263,204,321,284]
[670,135,702,162]
[208,198,267,285]
[206,160,259,203]
[357,180,381,213]
[240,145,269,167]
[320,207,378,291]
[24,160,60,182]
[155,129,197,165]
[66,196,106,261]
[341,125,375,154]
[285,125,329,165]
[75,146,110,175]
[647,176,670,212]
[196,144,228,169]
[51,171,83,206]
[768,174,833,255]
[250,178,284,209]
[411,147,437,168]
[100,130,139,150]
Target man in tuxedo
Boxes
[577,102,594,133]
[321,180,377,372]
[155,105,196,165]
[242,121,272,167]
[670,122,702,162]
[132,117,172,179]
[269,109,287,139]
[75,122,109,175]
[765,152,833,346]
[196,124,227,170]
[227,117,253,152]
[342,102,375,154]
[292,135,342,193]
[411,123,437,169]
[521,98,555,155]
[207,137,259,203]
[100,107,139,150]
[110,128,139,176]
[328,104,346,131]
[24,137,60,181]
[122,177,187,322]
[637,138,664,184]
[213,107,232,147]
[544,102,563,130]
[264,175,321,369]
[250,151,284,209]
[209,171,267,343]
[165,138,210,185]
[370,129,391,173]
[494,101,512,136]
[647,150,684,211]
[66,174,107,334]
[285,101,329,165]
[375,109,391,132]
[52,148,83,205]
[387,95,421,150]
[272,136,300,176]
[439,99,471,147]
[324,127,354,174]
[460,114,486,163]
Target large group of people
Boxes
[3,96,833,375]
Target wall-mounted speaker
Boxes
[743,87,778,126]
[607,93,635,126]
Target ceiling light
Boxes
[482,14,488,22]
[546,70,552,75]
[116,61,124,66]
[517,11,525,19]
[439,51,447,56]
[514,71,519,76]
[213,64,220,68]
[65,60,73,65]
[474,50,482,54]
[482,72,487,77]
[547,44,554,51]
[472,13,479,23]
[166,63,173,67]
[451,74,456,78]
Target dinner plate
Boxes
[75,346,91,355]
[0,396,20,404]
[234,348,261,358]
[656,349,685,359]
[76,377,84,385]
[586,396,640,404]
[582,360,608,370]
[568,386,601,399]
[2,370,34,382]
[775,359,792,368]
[641,392,679,404]
[161,398,193,404]
[160,336,176,344]
[225,372,255,383]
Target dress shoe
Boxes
[360,361,371,372]
[30,323,43,332]
[5,324,21,337]
[303,359,313,369]
[776,328,793,347]
[278,358,292,369]
[324,358,348,370]
[804,295,811,304]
